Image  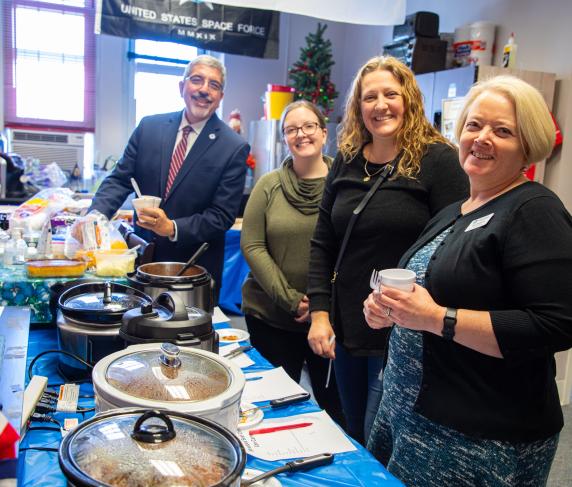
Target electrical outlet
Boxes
[20,375,48,434]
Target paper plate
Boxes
[219,328,250,343]
[238,403,264,430]
[241,468,282,487]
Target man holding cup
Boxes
[89,55,249,294]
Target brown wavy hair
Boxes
[338,56,451,178]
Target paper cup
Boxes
[380,268,416,292]
[132,196,161,216]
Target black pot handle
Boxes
[131,410,176,443]
[155,292,188,321]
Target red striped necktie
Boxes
[165,125,193,195]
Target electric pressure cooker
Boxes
[120,291,218,353]
[57,282,152,380]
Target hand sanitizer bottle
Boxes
[502,33,517,68]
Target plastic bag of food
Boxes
[10,188,76,232]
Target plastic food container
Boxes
[26,259,87,278]
[59,408,246,487]
[94,249,136,277]
[265,84,295,120]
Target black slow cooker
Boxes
[120,292,218,353]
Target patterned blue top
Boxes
[367,227,558,486]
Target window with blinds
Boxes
[2,0,95,131]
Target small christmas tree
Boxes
[288,23,338,117]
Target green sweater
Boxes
[240,157,331,332]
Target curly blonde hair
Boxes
[338,56,451,178]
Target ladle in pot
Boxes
[176,242,209,276]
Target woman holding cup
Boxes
[364,76,572,485]
[306,56,469,444]
[241,100,344,424]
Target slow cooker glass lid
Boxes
[105,349,231,402]
[66,412,238,486]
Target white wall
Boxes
[4,1,572,207]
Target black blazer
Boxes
[397,182,572,441]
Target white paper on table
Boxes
[212,306,230,324]
[237,410,356,461]
[219,342,255,368]
[241,367,308,403]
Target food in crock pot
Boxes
[106,358,230,402]
[77,428,232,486]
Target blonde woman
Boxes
[364,76,572,485]
[307,56,469,444]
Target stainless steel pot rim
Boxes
[136,262,209,284]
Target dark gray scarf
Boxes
[278,156,332,215]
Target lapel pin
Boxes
[209,133,216,140]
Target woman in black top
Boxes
[306,56,468,444]
[364,76,572,486]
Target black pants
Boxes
[245,314,345,427]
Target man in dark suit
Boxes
[89,55,249,296]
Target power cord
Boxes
[28,350,93,381]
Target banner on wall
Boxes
[208,0,406,26]
[95,0,280,59]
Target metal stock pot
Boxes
[127,262,213,313]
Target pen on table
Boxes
[325,335,335,388]
[248,422,313,436]
[246,376,263,382]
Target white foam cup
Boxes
[380,268,416,292]
[132,196,161,216]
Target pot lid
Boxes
[121,293,213,342]
[59,282,151,324]
[60,409,244,487]
[105,343,230,402]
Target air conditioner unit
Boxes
[5,128,85,173]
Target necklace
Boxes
[363,156,387,182]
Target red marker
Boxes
[249,422,313,436]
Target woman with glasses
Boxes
[241,100,344,423]
[306,56,469,445]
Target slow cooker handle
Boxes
[155,292,188,321]
[131,410,176,443]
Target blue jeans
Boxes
[333,343,384,445]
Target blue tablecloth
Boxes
[219,228,250,315]
[18,324,402,486]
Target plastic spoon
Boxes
[176,242,209,276]
[130,178,143,198]
[241,453,334,486]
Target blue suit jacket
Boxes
[90,111,249,290]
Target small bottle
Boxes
[502,33,517,68]
[14,231,27,264]
[3,236,15,266]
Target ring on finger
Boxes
[385,307,392,317]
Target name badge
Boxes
[465,213,494,232]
